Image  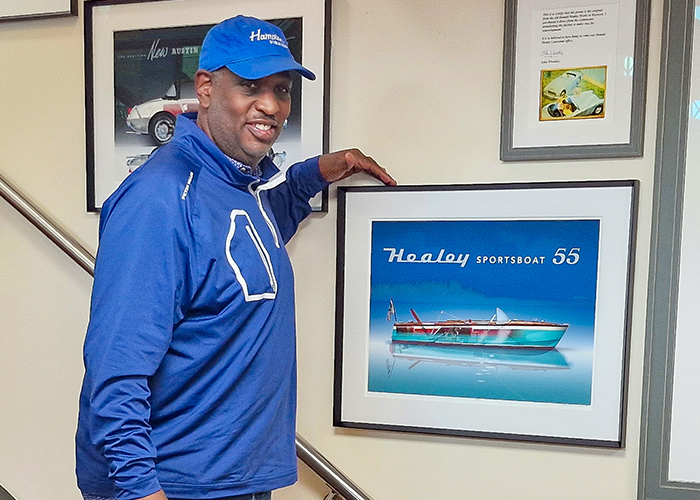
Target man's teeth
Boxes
[254,124,272,131]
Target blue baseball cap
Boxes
[198,15,316,81]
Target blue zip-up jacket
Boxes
[76,113,329,499]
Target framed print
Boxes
[0,0,76,21]
[500,0,651,160]
[638,0,700,498]
[85,0,330,212]
[334,181,638,447]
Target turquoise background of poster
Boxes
[367,219,600,405]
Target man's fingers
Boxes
[351,153,397,186]
[344,151,357,168]
[318,149,396,185]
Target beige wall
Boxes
[0,0,662,499]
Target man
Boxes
[76,15,394,500]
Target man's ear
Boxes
[195,70,213,109]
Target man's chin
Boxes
[221,146,269,167]
[242,144,276,166]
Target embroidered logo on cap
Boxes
[249,29,288,49]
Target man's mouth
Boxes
[246,121,278,142]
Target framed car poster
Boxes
[500,0,651,160]
[0,0,76,21]
[85,0,330,211]
[334,181,638,446]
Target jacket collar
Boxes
[172,112,279,189]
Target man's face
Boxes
[197,68,292,166]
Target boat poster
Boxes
[367,218,600,405]
[335,183,636,444]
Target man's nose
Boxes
[254,89,280,116]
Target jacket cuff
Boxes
[292,156,331,200]
[114,475,162,500]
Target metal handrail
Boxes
[297,435,373,500]
[0,173,95,274]
[0,484,16,500]
[0,171,372,500]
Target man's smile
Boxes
[247,120,278,142]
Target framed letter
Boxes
[500,0,650,160]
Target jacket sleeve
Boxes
[265,156,330,244]
[83,174,193,499]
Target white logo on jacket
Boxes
[225,209,278,301]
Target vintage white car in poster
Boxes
[126,79,198,145]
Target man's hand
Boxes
[318,149,396,186]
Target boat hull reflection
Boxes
[388,341,570,371]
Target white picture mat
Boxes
[1,0,72,18]
[90,0,325,207]
[668,4,700,481]
[511,0,635,149]
[339,185,634,442]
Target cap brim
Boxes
[226,55,316,81]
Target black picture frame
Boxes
[84,0,330,212]
[334,181,638,446]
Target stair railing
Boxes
[0,171,373,500]
[0,484,17,500]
